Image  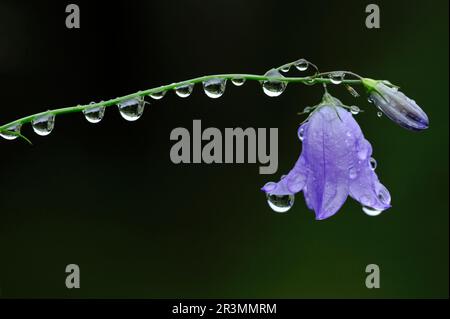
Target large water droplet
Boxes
[329,72,345,85]
[231,78,246,86]
[203,78,227,98]
[349,167,358,179]
[32,114,55,136]
[0,124,22,140]
[266,193,295,213]
[294,59,309,71]
[149,91,166,100]
[83,102,105,124]
[175,84,194,98]
[350,105,360,115]
[362,206,384,216]
[369,157,377,170]
[117,97,145,121]
[262,69,287,97]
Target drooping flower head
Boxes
[363,79,429,131]
[262,93,391,220]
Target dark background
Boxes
[0,0,448,298]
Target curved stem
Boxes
[0,73,363,132]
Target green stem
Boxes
[0,73,363,131]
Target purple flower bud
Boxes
[367,80,429,131]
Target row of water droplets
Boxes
[1,67,313,141]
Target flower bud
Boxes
[364,79,429,131]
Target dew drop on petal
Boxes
[117,97,145,121]
[231,78,246,86]
[349,167,358,179]
[149,91,166,100]
[369,157,377,170]
[203,78,227,98]
[175,84,194,98]
[32,114,55,136]
[0,124,22,140]
[83,102,105,124]
[266,193,295,213]
[298,127,305,141]
[350,105,360,115]
[362,206,384,216]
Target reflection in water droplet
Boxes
[362,206,384,216]
[369,157,377,170]
[231,78,246,86]
[350,105,360,115]
[262,69,287,97]
[117,97,145,121]
[377,111,383,118]
[83,102,106,124]
[32,114,55,136]
[150,91,166,100]
[329,72,345,85]
[349,167,357,179]
[0,124,22,140]
[294,59,309,71]
[175,84,194,98]
[266,193,295,213]
[203,78,227,98]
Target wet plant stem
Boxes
[0,73,363,132]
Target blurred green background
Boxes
[0,0,448,298]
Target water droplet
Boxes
[32,114,55,136]
[266,193,295,213]
[262,69,287,97]
[350,105,360,115]
[280,65,291,73]
[0,124,22,140]
[303,106,312,113]
[362,206,384,216]
[298,127,305,141]
[367,97,373,104]
[294,59,309,71]
[305,78,315,86]
[117,97,145,121]
[377,111,383,118]
[369,157,377,170]
[203,78,227,98]
[349,167,357,179]
[231,78,246,86]
[83,102,105,124]
[329,72,345,85]
[149,90,166,100]
[175,84,194,98]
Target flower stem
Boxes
[0,73,363,132]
